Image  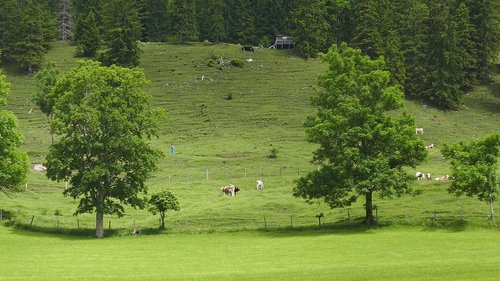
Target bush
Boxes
[229,59,244,68]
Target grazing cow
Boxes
[220,184,240,196]
[416,127,424,135]
[241,46,255,52]
[434,175,450,181]
[426,143,435,149]
[416,172,432,180]
[256,180,264,190]
[33,163,47,172]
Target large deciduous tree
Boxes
[441,134,500,221]
[294,43,427,225]
[0,71,29,192]
[45,60,166,238]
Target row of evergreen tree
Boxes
[0,0,499,110]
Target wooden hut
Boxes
[270,35,294,49]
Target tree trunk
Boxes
[160,213,165,229]
[364,191,375,225]
[489,200,495,221]
[96,211,104,238]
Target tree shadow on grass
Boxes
[3,221,166,240]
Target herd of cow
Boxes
[220,180,264,196]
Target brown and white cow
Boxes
[220,184,240,196]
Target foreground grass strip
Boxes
[1,226,499,281]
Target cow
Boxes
[220,184,240,196]
[241,46,255,52]
[416,127,424,135]
[426,143,435,149]
[256,180,264,190]
[416,172,432,180]
[33,163,47,172]
[434,175,450,181]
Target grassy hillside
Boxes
[1,42,499,233]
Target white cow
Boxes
[416,128,424,135]
[416,172,432,180]
[426,143,435,149]
[256,180,264,190]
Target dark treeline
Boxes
[0,0,499,109]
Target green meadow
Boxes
[1,42,499,280]
[1,226,499,281]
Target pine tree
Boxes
[255,0,288,46]
[232,0,257,45]
[422,0,462,109]
[100,0,142,67]
[170,0,199,43]
[353,0,383,59]
[14,0,57,71]
[0,0,19,62]
[74,10,100,57]
[453,1,477,91]
[140,0,169,42]
[197,0,227,43]
[59,0,72,41]
[291,0,331,58]
[400,0,430,99]
[326,0,355,46]
[466,0,500,82]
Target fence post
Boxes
[290,215,293,228]
[30,215,35,227]
[25,183,28,190]
[109,220,111,230]
[77,218,79,229]
[405,209,409,222]
[461,206,464,220]
[56,219,60,229]
[432,210,437,224]
[347,210,350,220]
[206,169,209,180]
[263,215,267,229]
[244,169,247,177]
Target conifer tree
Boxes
[170,0,199,43]
[100,0,142,67]
[232,0,257,45]
[197,0,227,43]
[291,0,331,58]
[421,0,462,109]
[466,0,500,82]
[140,0,169,42]
[14,0,57,71]
[74,10,100,57]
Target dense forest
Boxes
[0,0,499,109]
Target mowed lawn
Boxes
[1,226,499,281]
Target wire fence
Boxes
[2,205,496,234]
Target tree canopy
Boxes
[45,60,167,237]
[441,134,500,220]
[148,190,180,229]
[294,43,427,225]
[0,72,29,192]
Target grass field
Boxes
[1,41,499,280]
[1,226,499,281]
